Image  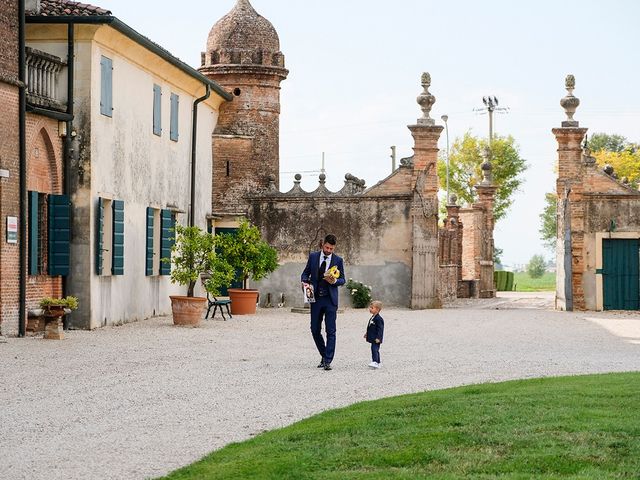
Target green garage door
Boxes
[602,238,640,310]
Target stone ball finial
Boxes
[560,73,580,127]
[319,173,326,183]
[448,193,458,205]
[621,176,629,184]
[416,71,436,126]
[603,164,614,175]
[294,173,302,181]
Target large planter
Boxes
[170,296,206,327]
[43,306,66,340]
[228,288,259,315]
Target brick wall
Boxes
[24,114,65,314]
[0,0,18,85]
[208,73,284,215]
[0,0,20,335]
[0,83,20,335]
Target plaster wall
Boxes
[247,195,413,307]
[27,25,224,329]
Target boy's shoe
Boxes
[323,363,332,371]
[317,359,325,368]
[368,361,380,369]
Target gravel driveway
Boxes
[1,297,639,480]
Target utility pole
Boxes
[475,96,509,145]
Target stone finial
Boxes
[480,146,493,185]
[448,193,458,206]
[318,173,326,185]
[560,74,580,127]
[267,174,277,191]
[416,72,436,125]
[582,144,596,167]
[603,164,614,176]
[294,173,302,183]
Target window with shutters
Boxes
[96,197,125,276]
[170,93,179,141]
[28,191,71,276]
[153,84,162,136]
[100,56,113,117]
[146,207,175,276]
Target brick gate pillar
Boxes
[475,150,497,298]
[408,72,443,309]
[553,75,587,311]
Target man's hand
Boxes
[325,275,337,285]
[375,339,381,344]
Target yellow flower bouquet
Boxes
[325,265,340,279]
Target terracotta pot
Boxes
[227,288,259,315]
[169,296,206,327]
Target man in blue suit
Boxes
[301,234,345,370]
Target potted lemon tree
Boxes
[214,219,279,315]
[164,224,234,326]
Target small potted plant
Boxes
[215,219,279,315]
[163,224,233,326]
[39,296,78,340]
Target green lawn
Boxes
[512,271,556,292]
[159,373,640,480]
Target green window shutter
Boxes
[160,209,174,276]
[170,93,179,141]
[112,200,125,275]
[100,56,113,117]
[145,207,154,276]
[153,84,162,136]
[96,197,104,275]
[28,191,39,275]
[48,194,71,276]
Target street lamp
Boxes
[441,114,450,203]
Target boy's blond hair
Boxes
[370,300,383,310]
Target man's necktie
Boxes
[318,255,327,280]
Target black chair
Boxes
[201,273,232,321]
[205,291,232,321]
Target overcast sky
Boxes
[98,0,640,267]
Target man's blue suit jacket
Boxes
[301,251,345,307]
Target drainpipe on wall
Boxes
[190,84,210,227]
[18,0,27,337]
[61,22,75,328]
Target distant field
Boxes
[512,271,556,292]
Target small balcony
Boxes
[26,47,67,112]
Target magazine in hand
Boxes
[303,283,316,303]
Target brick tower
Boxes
[200,0,288,221]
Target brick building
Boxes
[555,75,640,311]
[202,1,495,308]
[200,0,288,229]
[0,0,21,336]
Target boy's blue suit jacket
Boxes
[365,313,384,343]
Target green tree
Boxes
[588,132,640,188]
[526,254,546,279]
[437,132,528,222]
[539,193,557,252]
[588,132,629,153]
[493,246,503,266]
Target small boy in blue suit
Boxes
[364,300,384,369]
